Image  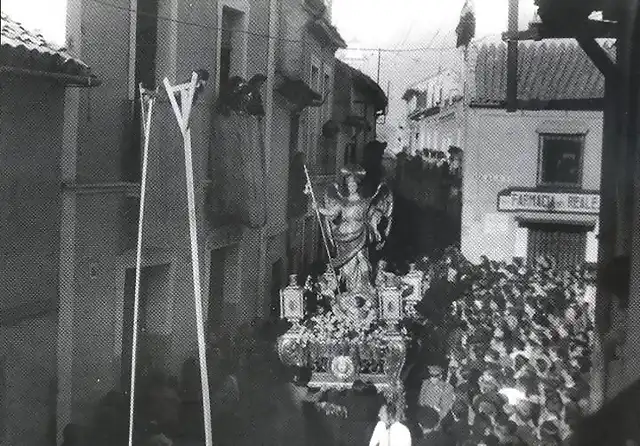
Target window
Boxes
[322,70,331,120]
[219,40,232,91]
[307,61,321,166]
[538,133,584,187]
[217,2,249,92]
[127,0,159,182]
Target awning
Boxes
[276,75,322,109]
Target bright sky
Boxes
[333,0,537,49]
[332,0,538,151]
[1,0,537,56]
[2,0,67,46]
[2,0,537,150]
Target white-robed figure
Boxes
[318,164,393,318]
[369,403,412,446]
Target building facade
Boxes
[461,39,610,268]
[402,69,463,157]
[54,0,346,439]
[403,38,608,268]
[0,13,98,446]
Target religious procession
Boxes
[2,0,640,446]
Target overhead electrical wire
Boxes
[89,0,457,53]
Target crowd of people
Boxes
[404,251,597,446]
[59,246,607,446]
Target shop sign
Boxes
[497,189,600,214]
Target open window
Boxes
[127,0,159,182]
[217,1,249,93]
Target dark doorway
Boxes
[120,264,170,391]
[270,259,285,317]
[208,248,227,334]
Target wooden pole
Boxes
[128,84,155,446]
[303,163,339,289]
[164,73,213,446]
[506,0,519,112]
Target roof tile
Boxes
[471,38,614,105]
[1,11,93,78]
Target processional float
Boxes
[277,161,426,403]
[128,72,213,446]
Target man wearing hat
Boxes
[418,365,455,420]
[415,406,452,446]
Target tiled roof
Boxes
[336,59,388,112]
[471,38,614,106]
[1,11,96,82]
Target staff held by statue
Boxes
[303,163,340,291]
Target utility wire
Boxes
[89,0,456,53]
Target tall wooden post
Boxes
[127,85,155,446]
[506,0,519,112]
[163,73,213,446]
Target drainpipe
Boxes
[55,0,84,442]
[259,0,279,317]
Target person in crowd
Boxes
[418,365,455,420]
[340,379,382,446]
[416,405,452,446]
[369,402,413,446]
[208,341,240,446]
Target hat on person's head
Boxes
[477,399,498,417]
[417,405,440,430]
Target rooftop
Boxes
[1,11,98,86]
[336,59,388,112]
[471,38,614,107]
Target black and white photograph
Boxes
[1,0,639,445]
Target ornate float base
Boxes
[277,326,407,392]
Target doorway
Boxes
[270,259,285,318]
[120,264,171,391]
[207,247,227,335]
[525,222,589,270]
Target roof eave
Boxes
[350,69,387,111]
[0,66,101,87]
[307,18,347,49]
[469,98,604,110]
